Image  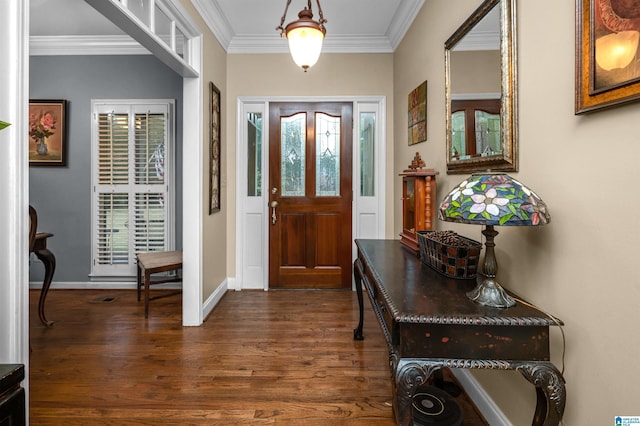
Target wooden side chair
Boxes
[29,206,37,253]
[29,205,56,326]
[136,250,183,318]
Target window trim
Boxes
[89,99,176,279]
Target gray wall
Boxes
[29,55,183,283]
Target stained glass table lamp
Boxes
[439,173,551,308]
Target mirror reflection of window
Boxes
[451,111,466,159]
[475,110,500,156]
[451,99,500,160]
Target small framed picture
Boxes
[29,99,67,166]
[408,81,427,145]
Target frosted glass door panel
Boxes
[247,112,262,197]
[315,113,340,197]
[281,113,306,196]
[359,112,375,197]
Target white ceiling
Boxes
[30,0,426,54]
[30,0,125,36]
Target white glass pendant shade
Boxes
[287,26,324,71]
[595,30,640,71]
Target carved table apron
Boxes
[352,239,565,426]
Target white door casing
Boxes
[235,96,387,291]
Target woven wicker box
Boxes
[417,230,482,279]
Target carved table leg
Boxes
[34,248,56,327]
[353,258,364,341]
[393,357,443,426]
[516,362,566,426]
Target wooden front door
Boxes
[268,102,353,289]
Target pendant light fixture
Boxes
[276,0,327,72]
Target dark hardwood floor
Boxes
[29,289,487,425]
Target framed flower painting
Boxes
[29,99,67,166]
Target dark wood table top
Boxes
[355,239,561,327]
[0,364,24,392]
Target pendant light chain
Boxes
[276,0,293,35]
[277,0,326,35]
[313,0,327,29]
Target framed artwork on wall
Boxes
[29,99,67,166]
[408,81,427,145]
[576,0,640,113]
[209,82,221,214]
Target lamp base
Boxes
[466,277,516,308]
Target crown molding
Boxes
[30,35,149,56]
[192,0,422,54]
[227,34,393,54]
[190,0,233,52]
[323,35,394,53]
[30,1,426,56]
[387,0,425,50]
[454,30,500,51]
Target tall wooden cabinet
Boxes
[399,155,438,252]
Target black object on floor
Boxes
[411,385,463,426]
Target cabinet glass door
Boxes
[403,177,416,234]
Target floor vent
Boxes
[89,296,119,304]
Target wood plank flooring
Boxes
[29,289,487,425]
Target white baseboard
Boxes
[451,369,512,425]
[29,281,181,290]
[202,279,228,320]
[226,276,239,291]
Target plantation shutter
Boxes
[133,110,167,254]
[91,101,174,277]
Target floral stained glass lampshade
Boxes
[439,173,550,308]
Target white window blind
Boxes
[91,100,175,277]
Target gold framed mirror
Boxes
[445,0,517,174]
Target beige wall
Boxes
[395,0,640,424]
[451,50,501,93]
[225,53,395,275]
[180,0,228,300]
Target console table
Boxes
[353,239,565,426]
